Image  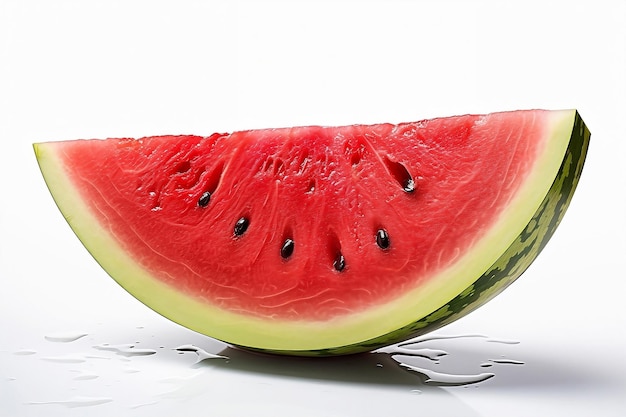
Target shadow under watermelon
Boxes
[202,347,441,388]
[184,334,517,389]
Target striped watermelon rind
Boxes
[275,111,589,356]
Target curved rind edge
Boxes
[278,111,589,356]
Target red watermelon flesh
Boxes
[34,109,588,354]
[60,114,537,318]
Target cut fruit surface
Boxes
[35,109,589,355]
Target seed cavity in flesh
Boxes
[376,228,390,250]
[233,217,249,236]
[175,160,191,174]
[333,253,346,272]
[197,191,211,207]
[281,238,295,259]
[198,162,225,206]
[384,157,415,193]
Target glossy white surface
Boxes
[1,1,625,416]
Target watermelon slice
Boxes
[34,109,589,356]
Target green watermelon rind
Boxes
[265,111,589,356]
[34,110,589,356]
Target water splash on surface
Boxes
[28,396,112,408]
[13,324,526,412]
[93,343,157,357]
[486,338,520,345]
[489,358,525,365]
[13,349,37,356]
[44,332,88,343]
[174,344,229,365]
[399,361,495,386]
[376,333,523,387]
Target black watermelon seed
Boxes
[376,229,390,250]
[333,253,346,272]
[281,238,295,259]
[197,191,211,207]
[403,178,415,193]
[233,217,249,236]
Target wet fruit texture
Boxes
[34,110,589,355]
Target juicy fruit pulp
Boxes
[35,110,589,356]
[38,117,543,319]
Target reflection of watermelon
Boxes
[35,109,589,356]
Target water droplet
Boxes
[13,349,37,356]
[486,338,520,345]
[84,355,111,360]
[399,362,495,386]
[489,358,525,365]
[410,389,422,395]
[174,344,229,365]
[377,345,448,361]
[93,344,157,357]
[29,396,113,408]
[480,362,494,368]
[44,332,88,343]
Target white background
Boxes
[1,0,625,416]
